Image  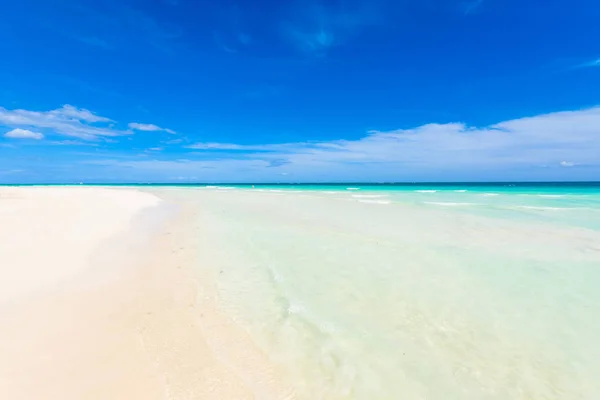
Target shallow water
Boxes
[166,185,600,399]
[5,183,599,397]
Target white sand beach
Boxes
[0,187,292,400]
[1,186,600,399]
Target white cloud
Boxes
[165,138,184,144]
[56,105,113,123]
[186,142,306,151]
[187,142,261,150]
[0,104,127,140]
[70,106,600,182]
[128,123,161,131]
[129,122,176,134]
[4,128,44,140]
[187,142,240,150]
[0,104,173,141]
[50,140,99,147]
[174,106,600,180]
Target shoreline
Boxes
[2,186,599,398]
[148,186,600,399]
[0,187,292,399]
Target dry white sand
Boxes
[0,187,293,400]
[0,187,161,303]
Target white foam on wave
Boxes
[205,186,218,189]
[425,202,479,207]
[346,188,361,191]
[352,194,389,199]
[454,190,468,193]
[482,193,499,197]
[358,200,391,205]
[416,190,437,193]
[520,194,568,198]
[514,205,581,211]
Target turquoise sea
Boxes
[208,181,600,226]
[159,183,600,399]
[31,181,596,231]
[9,181,600,229]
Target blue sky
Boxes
[0,0,599,183]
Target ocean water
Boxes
[190,182,600,230]
[170,183,600,399]
[10,183,599,398]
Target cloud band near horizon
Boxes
[78,106,600,182]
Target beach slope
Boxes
[0,187,290,400]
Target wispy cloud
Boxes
[128,122,176,134]
[282,0,383,55]
[560,161,578,167]
[571,58,600,70]
[165,138,185,145]
[186,142,313,152]
[158,107,600,179]
[288,28,334,53]
[0,105,126,141]
[0,169,25,175]
[50,140,99,147]
[4,128,44,140]
[464,0,485,15]
[118,6,183,53]
[12,107,600,182]
[0,104,170,141]
[58,105,114,123]
[186,142,275,151]
[212,4,252,54]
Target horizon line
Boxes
[2,181,600,186]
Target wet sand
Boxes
[155,187,600,400]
